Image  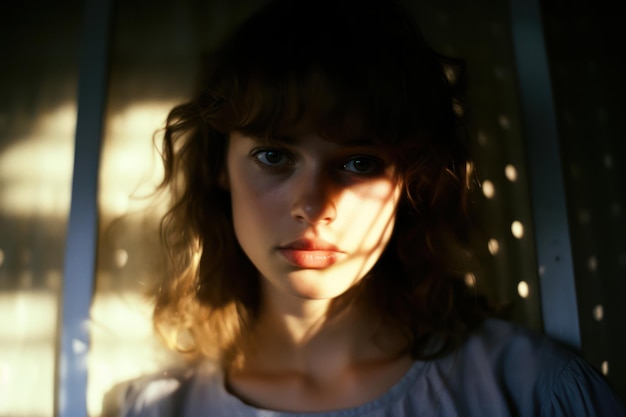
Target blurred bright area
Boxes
[88,99,180,417]
[0,104,76,218]
[1,1,189,413]
[0,292,57,416]
[0,95,76,416]
[98,102,172,219]
[0,91,177,416]
[1,1,81,411]
[88,291,171,417]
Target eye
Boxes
[253,149,293,168]
[343,156,382,175]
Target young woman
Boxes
[122,0,625,415]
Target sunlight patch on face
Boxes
[276,179,401,301]
[227,129,403,303]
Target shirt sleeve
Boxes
[119,374,188,417]
[540,356,626,417]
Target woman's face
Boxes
[225,120,401,303]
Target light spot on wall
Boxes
[452,102,464,117]
[488,239,500,255]
[517,281,529,298]
[482,180,495,199]
[504,164,517,182]
[601,361,609,376]
[511,221,524,239]
[464,272,476,287]
[444,66,457,84]
[593,304,604,321]
[587,256,597,272]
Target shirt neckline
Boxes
[215,359,431,417]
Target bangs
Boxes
[222,72,401,147]
[200,0,460,150]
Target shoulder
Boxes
[117,367,200,417]
[439,319,625,416]
[461,318,575,377]
[118,362,245,417]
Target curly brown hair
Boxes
[154,0,490,368]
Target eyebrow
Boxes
[249,134,380,148]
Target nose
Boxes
[291,168,337,225]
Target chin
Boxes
[283,271,361,301]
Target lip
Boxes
[278,238,343,269]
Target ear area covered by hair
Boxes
[218,168,230,190]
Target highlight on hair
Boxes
[153,0,491,367]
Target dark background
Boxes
[1,0,624,413]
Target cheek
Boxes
[358,181,400,224]
[228,169,285,247]
[360,199,397,248]
[230,181,262,231]
[340,182,401,250]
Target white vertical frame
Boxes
[55,0,113,415]
[510,0,581,348]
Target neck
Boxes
[234,281,398,376]
[260,296,362,345]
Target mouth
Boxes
[277,238,343,269]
